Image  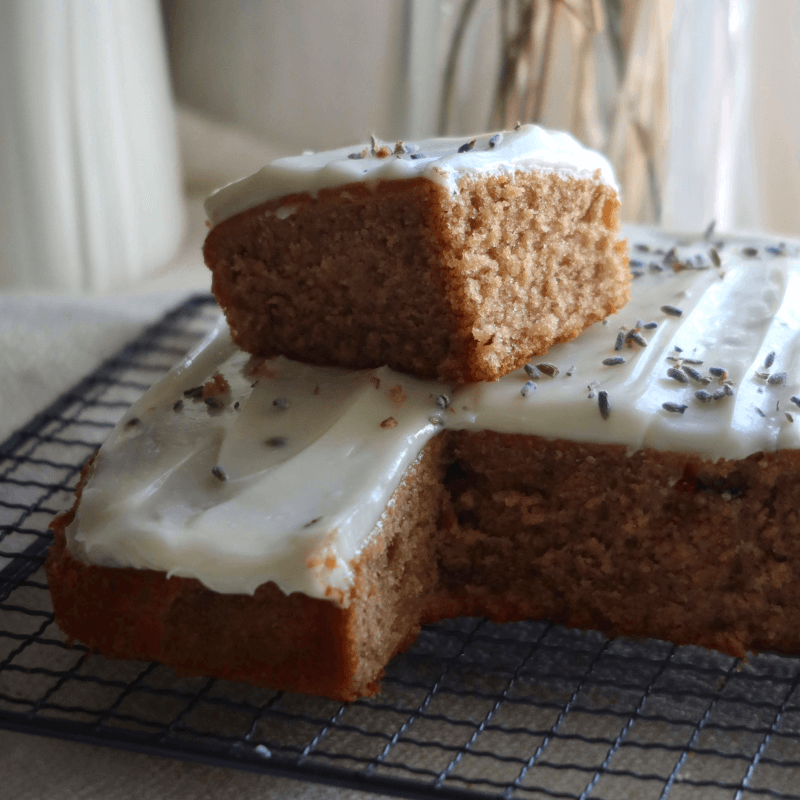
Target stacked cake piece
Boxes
[48,127,800,701]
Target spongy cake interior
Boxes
[204,172,629,382]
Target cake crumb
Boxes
[324,586,346,604]
[245,357,279,379]
[202,372,230,398]
[370,376,381,390]
[389,385,408,406]
[381,417,398,429]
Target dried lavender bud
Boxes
[211,466,226,481]
[682,365,705,383]
[520,381,536,398]
[458,139,476,153]
[273,397,290,410]
[667,368,689,384]
[695,390,713,403]
[524,364,541,380]
[627,330,648,347]
[488,133,503,148]
[603,356,625,366]
[436,394,450,409]
[536,363,559,377]
[265,436,288,448]
[764,351,776,368]
[614,330,626,351]
[768,372,787,386]
[598,390,610,420]
[661,305,683,317]
[662,402,688,414]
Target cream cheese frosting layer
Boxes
[204,125,617,226]
[67,228,800,603]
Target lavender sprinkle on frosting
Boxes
[598,391,610,420]
[768,372,787,386]
[667,368,688,384]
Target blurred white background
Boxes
[0,0,799,295]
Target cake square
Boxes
[203,126,629,383]
[47,228,800,701]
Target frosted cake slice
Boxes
[48,228,800,700]
[203,126,629,383]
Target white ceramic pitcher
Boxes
[0,0,184,293]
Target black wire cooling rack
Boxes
[3,294,800,800]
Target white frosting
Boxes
[204,125,617,226]
[67,227,800,604]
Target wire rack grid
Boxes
[2,294,800,800]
